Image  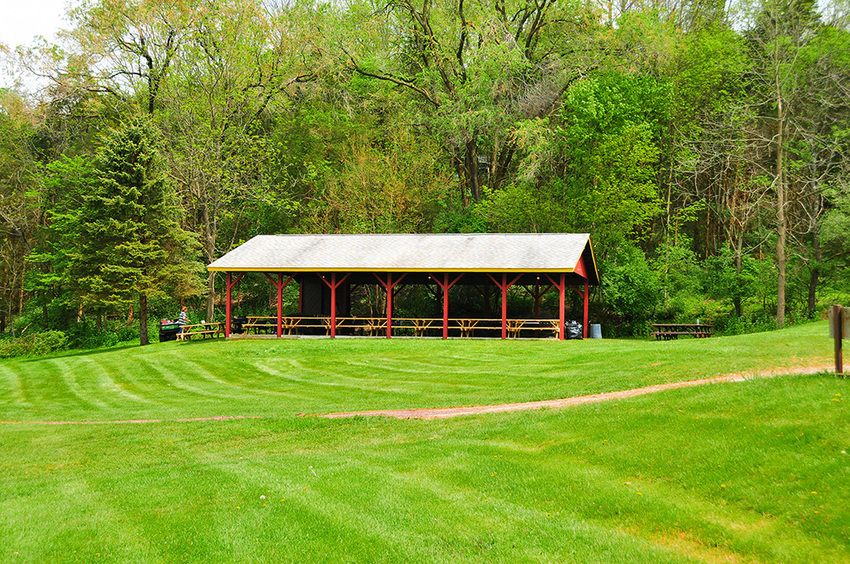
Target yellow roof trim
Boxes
[209,267,578,273]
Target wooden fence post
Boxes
[830,305,844,376]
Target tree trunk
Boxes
[201,195,216,321]
[734,233,743,318]
[775,66,787,329]
[808,226,821,317]
[140,293,149,346]
[465,139,481,202]
[206,272,216,322]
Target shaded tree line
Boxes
[0,0,848,343]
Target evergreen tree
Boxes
[70,115,201,345]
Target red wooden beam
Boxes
[225,272,245,338]
[487,273,522,339]
[264,273,294,338]
[545,273,566,341]
[433,273,464,339]
[320,273,351,338]
[374,273,407,338]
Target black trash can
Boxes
[159,321,181,342]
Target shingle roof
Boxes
[208,233,598,283]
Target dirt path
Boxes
[323,365,833,420]
[1,365,832,425]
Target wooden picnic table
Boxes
[232,316,564,339]
[176,322,222,342]
[651,323,713,340]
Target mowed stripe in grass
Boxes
[0,322,834,423]
[0,372,846,563]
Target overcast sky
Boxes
[0,0,76,49]
[0,0,79,90]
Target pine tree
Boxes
[70,115,201,345]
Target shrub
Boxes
[0,330,69,359]
[65,321,139,350]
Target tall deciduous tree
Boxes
[69,115,201,345]
[332,0,598,205]
[744,0,821,327]
[159,0,312,320]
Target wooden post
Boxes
[443,275,449,339]
[277,273,283,338]
[386,274,393,338]
[501,273,508,339]
[264,273,293,338]
[830,305,844,376]
[560,274,566,341]
[374,273,406,338]
[487,273,523,340]
[545,274,567,341]
[226,272,231,338]
[225,272,245,338]
[330,273,337,338]
[433,273,463,339]
[320,273,350,339]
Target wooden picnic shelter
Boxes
[207,233,599,340]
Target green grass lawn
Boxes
[0,322,846,563]
[0,321,834,422]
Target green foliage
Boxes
[26,155,95,320]
[599,243,661,336]
[71,116,202,309]
[64,320,139,350]
[302,127,452,233]
[554,73,667,249]
[672,25,747,123]
[0,330,68,358]
[473,183,564,233]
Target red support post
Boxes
[385,274,392,338]
[545,273,567,341]
[560,274,566,340]
[330,273,337,338]
[502,273,508,339]
[263,273,294,338]
[433,273,464,339]
[374,273,407,338]
[225,272,245,339]
[278,273,284,338]
[487,273,523,340]
[320,273,351,338]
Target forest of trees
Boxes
[0,0,848,346]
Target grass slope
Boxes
[0,322,846,563]
[0,322,833,422]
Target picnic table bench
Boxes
[243,316,277,334]
[651,323,713,340]
[176,322,222,342]
[240,316,335,335]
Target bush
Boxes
[0,330,69,359]
[600,242,662,336]
[65,321,139,350]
